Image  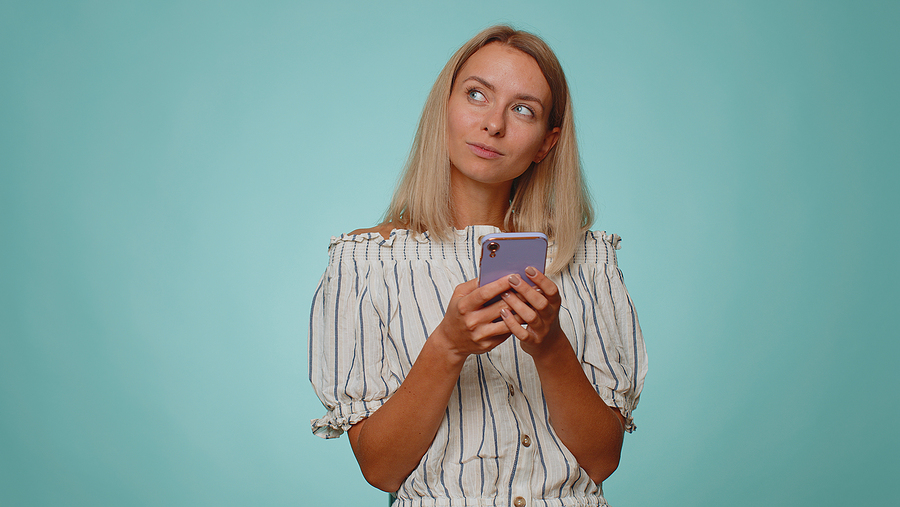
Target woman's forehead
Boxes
[456,43,551,103]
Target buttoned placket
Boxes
[505,371,535,507]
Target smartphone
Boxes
[478,232,548,288]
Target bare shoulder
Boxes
[347,222,400,239]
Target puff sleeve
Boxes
[558,232,648,432]
[308,237,403,439]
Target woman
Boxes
[309,25,647,506]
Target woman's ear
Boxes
[534,127,561,163]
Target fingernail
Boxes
[508,274,520,285]
[500,308,510,318]
[501,291,511,299]
[525,266,537,276]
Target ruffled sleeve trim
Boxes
[310,398,390,439]
[605,232,622,250]
[602,390,638,433]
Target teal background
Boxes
[2,1,897,505]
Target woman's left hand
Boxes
[499,267,565,358]
[500,266,626,484]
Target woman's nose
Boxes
[482,107,505,136]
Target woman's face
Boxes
[447,42,560,190]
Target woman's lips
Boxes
[467,142,503,159]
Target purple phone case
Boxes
[478,233,548,287]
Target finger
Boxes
[453,278,481,298]
[449,279,480,306]
[456,278,480,293]
[500,308,528,339]
[466,276,515,309]
[500,290,538,323]
[478,296,527,326]
[477,334,512,353]
[506,273,550,311]
[523,267,559,300]
[474,320,517,344]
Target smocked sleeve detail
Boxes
[563,231,647,432]
[308,239,401,439]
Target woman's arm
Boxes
[525,335,626,483]
[499,269,626,484]
[347,277,518,492]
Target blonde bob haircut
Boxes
[383,25,594,275]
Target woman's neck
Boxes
[449,169,513,230]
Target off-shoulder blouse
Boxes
[309,225,647,507]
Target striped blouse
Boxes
[309,225,647,507]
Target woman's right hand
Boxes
[431,277,516,361]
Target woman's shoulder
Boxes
[330,222,403,245]
[325,223,494,265]
[324,222,432,263]
[325,223,398,254]
[346,222,398,238]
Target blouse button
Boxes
[514,497,526,507]
[521,434,531,447]
[508,384,514,396]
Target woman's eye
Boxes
[467,89,485,102]
[513,104,535,117]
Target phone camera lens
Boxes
[488,242,499,257]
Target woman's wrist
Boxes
[425,326,470,369]
[527,327,574,368]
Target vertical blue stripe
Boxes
[603,265,625,366]
[393,263,412,365]
[408,268,430,340]
[579,263,621,405]
[453,238,468,281]
[308,275,324,382]
[379,261,404,377]
[457,376,466,497]
[331,242,346,403]
[565,264,590,367]
[540,394,573,498]
[357,284,370,399]
[469,228,478,274]
[342,334,357,399]
[505,401,522,507]
[425,260,446,315]
[626,289,640,396]
[512,344,550,495]
[438,407,452,498]
[376,317,390,395]
[474,357,490,497]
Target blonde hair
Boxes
[383,25,594,275]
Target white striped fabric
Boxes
[309,225,647,507]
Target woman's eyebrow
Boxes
[463,75,546,110]
[464,75,496,92]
